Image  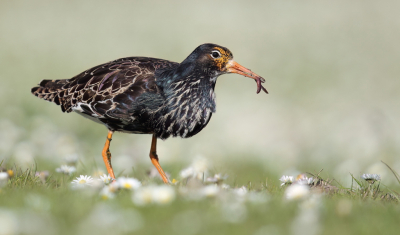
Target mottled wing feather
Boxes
[32,57,178,120]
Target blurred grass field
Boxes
[0,162,399,235]
[1,0,400,234]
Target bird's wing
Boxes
[33,57,178,119]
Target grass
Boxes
[0,160,399,235]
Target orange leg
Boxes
[102,130,116,180]
[150,134,169,184]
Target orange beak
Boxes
[226,60,268,94]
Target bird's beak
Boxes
[226,60,268,94]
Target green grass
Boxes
[0,161,399,235]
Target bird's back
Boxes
[32,57,179,131]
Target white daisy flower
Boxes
[279,175,294,186]
[284,184,310,200]
[192,157,209,180]
[56,165,76,175]
[221,184,230,190]
[35,171,49,179]
[296,174,315,185]
[234,186,248,197]
[152,185,176,205]
[179,156,209,180]
[35,171,49,183]
[100,185,116,200]
[116,177,141,190]
[132,186,155,206]
[200,184,220,197]
[71,175,94,189]
[179,167,195,179]
[192,157,209,174]
[108,182,120,193]
[205,174,228,184]
[0,172,9,188]
[361,174,381,183]
[132,185,176,206]
[99,174,112,184]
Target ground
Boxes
[0,158,399,235]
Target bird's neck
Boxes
[156,64,218,110]
[166,68,217,111]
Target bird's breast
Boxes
[153,81,216,139]
[157,103,213,139]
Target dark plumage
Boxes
[31,43,267,183]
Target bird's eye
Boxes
[211,50,221,59]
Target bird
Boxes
[31,43,268,184]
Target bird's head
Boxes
[182,43,268,94]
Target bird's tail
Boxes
[31,79,69,111]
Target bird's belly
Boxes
[73,110,152,134]
[113,121,153,134]
[156,106,213,139]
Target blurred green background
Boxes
[1,0,399,186]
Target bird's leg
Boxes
[149,134,169,184]
[102,130,116,180]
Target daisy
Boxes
[116,177,141,190]
[191,157,209,176]
[205,174,228,184]
[0,172,9,188]
[296,174,315,185]
[107,181,120,193]
[71,175,94,189]
[284,184,310,200]
[234,186,248,197]
[35,171,49,183]
[179,156,209,180]
[132,186,155,206]
[100,185,116,200]
[132,185,176,206]
[200,184,220,197]
[221,184,230,190]
[279,175,294,186]
[361,174,381,184]
[99,174,112,184]
[179,167,195,179]
[306,177,315,185]
[151,185,176,205]
[56,165,76,175]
